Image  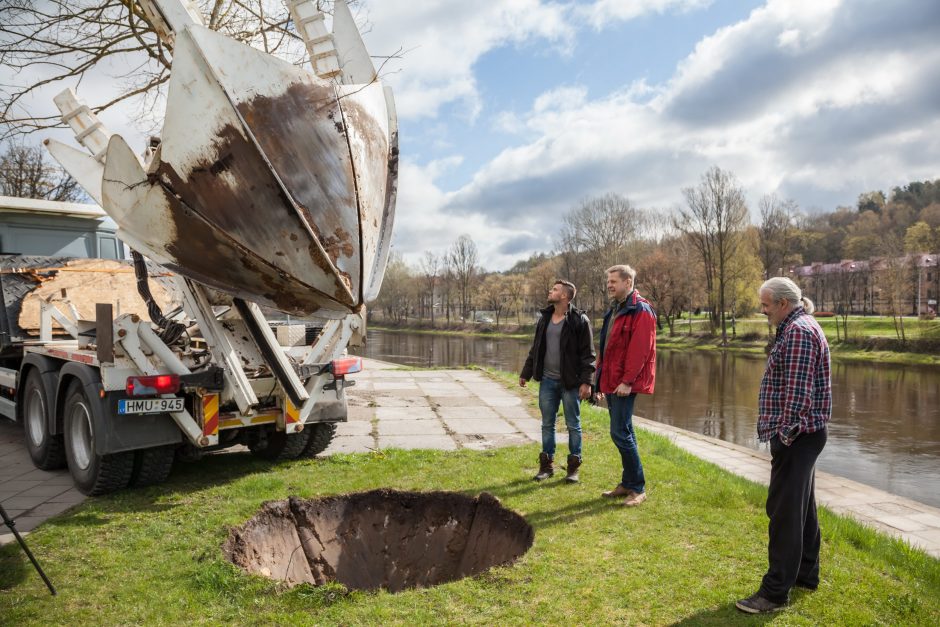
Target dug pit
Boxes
[223,489,534,592]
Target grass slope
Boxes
[2,373,938,625]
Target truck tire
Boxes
[22,369,66,470]
[129,445,176,487]
[300,422,337,458]
[249,427,311,461]
[62,380,133,495]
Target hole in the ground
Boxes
[223,489,534,592]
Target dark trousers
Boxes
[607,393,645,493]
[759,428,827,603]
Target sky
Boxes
[8,0,940,271]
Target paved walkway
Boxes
[2,358,939,560]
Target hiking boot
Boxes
[602,484,632,498]
[735,592,786,614]
[564,454,582,483]
[622,491,647,507]
[533,452,554,481]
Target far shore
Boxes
[366,317,940,368]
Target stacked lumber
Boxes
[0,256,178,350]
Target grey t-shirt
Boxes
[543,317,564,380]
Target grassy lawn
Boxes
[2,372,938,625]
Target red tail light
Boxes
[126,374,180,396]
[331,357,362,377]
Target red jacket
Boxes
[597,290,656,395]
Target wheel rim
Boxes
[25,387,45,447]
[68,400,94,470]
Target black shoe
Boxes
[794,579,818,591]
[735,592,786,614]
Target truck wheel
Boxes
[300,422,337,458]
[249,427,311,461]
[22,369,66,470]
[129,445,176,487]
[62,381,133,495]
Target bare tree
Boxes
[674,166,750,344]
[0,1,362,140]
[757,194,798,279]
[638,246,687,336]
[477,273,512,328]
[372,251,414,323]
[448,234,478,320]
[875,234,912,341]
[524,259,558,320]
[418,250,441,326]
[557,192,646,320]
[0,142,82,201]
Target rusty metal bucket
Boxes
[100,18,397,316]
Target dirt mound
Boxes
[222,489,533,592]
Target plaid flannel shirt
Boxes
[757,306,832,443]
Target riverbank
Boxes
[369,321,940,368]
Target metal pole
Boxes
[0,504,56,595]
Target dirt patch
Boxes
[223,489,533,592]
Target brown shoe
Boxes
[602,484,632,498]
[564,454,581,483]
[533,452,554,481]
[622,491,647,507]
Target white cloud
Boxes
[417,0,940,271]
[393,156,546,270]
[576,0,714,30]
[360,0,575,120]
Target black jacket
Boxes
[520,303,596,389]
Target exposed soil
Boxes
[222,489,534,592]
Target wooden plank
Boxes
[2,257,178,336]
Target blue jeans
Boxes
[538,377,582,458]
[608,393,645,493]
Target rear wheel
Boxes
[22,369,66,470]
[62,381,133,495]
[248,427,311,461]
[300,422,337,458]
[129,445,176,487]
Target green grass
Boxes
[2,372,938,625]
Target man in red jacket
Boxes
[595,264,656,506]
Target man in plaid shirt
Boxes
[737,277,831,615]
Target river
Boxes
[352,329,940,508]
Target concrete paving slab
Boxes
[378,435,458,451]
[377,420,446,436]
[441,417,517,435]
[322,436,376,455]
[334,422,373,436]
[372,381,419,391]
[375,407,437,421]
[346,406,375,421]
[481,395,524,407]
[440,406,499,419]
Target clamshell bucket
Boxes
[97,4,397,316]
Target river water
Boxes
[352,329,940,508]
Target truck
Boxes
[0,0,398,495]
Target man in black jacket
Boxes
[519,279,596,482]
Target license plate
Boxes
[118,398,185,415]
